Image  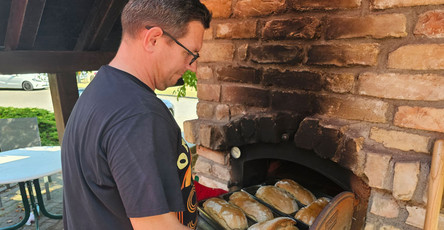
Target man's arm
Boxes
[130,212,191,230]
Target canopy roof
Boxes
[0,0,128,74]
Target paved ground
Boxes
[0,89,53,112]
[0,173,63,230]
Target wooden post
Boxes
[48,72,78,145]
[424,140,444,230]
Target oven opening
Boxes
[242,159,345,198]
[226,142,368,229]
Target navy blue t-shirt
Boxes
[62,65,197,229]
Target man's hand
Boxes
[130,212,192,230]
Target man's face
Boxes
[156,21,205,90]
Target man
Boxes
[61,0,211,229]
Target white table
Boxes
[0,146,62,230]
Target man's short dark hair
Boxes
[122,0,212,38]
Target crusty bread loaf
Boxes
[247,217,299,230]
[275,179,316,206]
[229,191,274,223]
[203,197,248,230]
[255,186,298,214]
[294,197,330,226]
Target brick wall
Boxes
[186,0,444,229]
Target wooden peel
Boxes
[424,139,444,230]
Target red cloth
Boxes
[194,181,227,201]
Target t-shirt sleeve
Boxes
[102,112,184,218]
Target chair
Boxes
[0,117,53,208]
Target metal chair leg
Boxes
[44,177,51,200]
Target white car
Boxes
[0,74,49,91]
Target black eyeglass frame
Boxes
[145,26,200,65]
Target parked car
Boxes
[78,88,175,115]
[0,74,49,91]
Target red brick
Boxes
[197,83,221,102]
[394,106,444,133]
[198,122,226,149]
[326,14,407,39]
[414,10,444,38]
[262,17,322,40]
[203,27,214,40]
[370,128,430,153]
[318,95,389,123]
[388,44,444,70]
[183,119,199,144]
[215,104,230,121]
[196,66,213,81]
[370,191,400,218]
[307,43,379,67]
[199,42,235,63]
[289,0,361,10]
[221,85,269,107]
[263,69,323,91]
[196,145,229,165]
[229,104,247,117]
[233,0,286,18]
[194,156,212,175]
[215,66,261,84]
[216,20,257,39]
[201,0,232,18]
[323,73,355,93]
[250,44,304,64]
[358,73,444,101]
[197,174,229,191]
[371,0,444,9]
[199,124,213,149]
[271,91,318,113]
[237,43,249,61]
[196,102,216,119]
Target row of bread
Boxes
[203,195,298,230]
[260,179,331,226]
[202,179,331,230]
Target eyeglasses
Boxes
[145,26,200,65]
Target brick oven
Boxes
[184,0,444,229]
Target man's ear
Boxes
[143,27,163,52]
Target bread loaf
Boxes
[247,217,299,230]
[229,191,274,223]
[203,197,248,230]
[275,179,316,206]
[294,197,330,226]
[255,186,298,214]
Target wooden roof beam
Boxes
[4,0,28,51]
[0,51,115,74]
[75,0,128,51]
[18,0,46,50]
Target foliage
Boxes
[76,71,97,83]
[0,107,59,146]
[173,70,197,100]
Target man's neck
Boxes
[109,40,156,91]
